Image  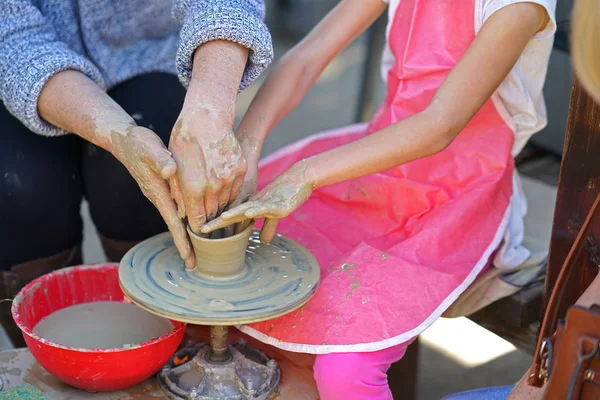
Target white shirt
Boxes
[379,0,557,269]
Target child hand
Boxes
[200,160,315,243]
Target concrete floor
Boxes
[3,2,565,399]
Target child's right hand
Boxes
[201,160,315,243]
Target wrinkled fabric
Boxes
[239,0,515,353]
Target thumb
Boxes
[156,152,177,179]
[144,145,177,179]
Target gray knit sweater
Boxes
[0,0,273,137]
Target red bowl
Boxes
[11,264,185,392]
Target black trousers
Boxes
[0,73,185,269]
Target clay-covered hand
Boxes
[221,136,260,236]
[168,108,247,234]
[111,126,194,269]
[201,160,315,243]
[228,134,260,208]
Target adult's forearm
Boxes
[38,70,134,152]
[184,40,249,128]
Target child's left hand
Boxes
[200,160,315,243]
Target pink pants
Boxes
[313,341,411,400]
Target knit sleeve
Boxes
[173,0,273,91]
[0,0,104,137]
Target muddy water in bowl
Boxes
[33,301,174,349]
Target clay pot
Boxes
[187,222,255,278]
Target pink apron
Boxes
[239,0,515,354]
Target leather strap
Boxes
[529,193,600,386]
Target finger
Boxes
[200,204,256,233]
[171,142,208,234]
[244,204,283,220]
[228,176,245,205]
[169,176,186,219]
[140,140,177,179]
[200,214,249,233]
[204,185,220,222]
[219,203,258,221]
[186,197,207,235]
[260,218,280,243]
[217,180,233,216]
[141,171,194,269]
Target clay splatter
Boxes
[0,351,18,363]
[0,367,21,376]
[345,280,360,298]
[341,263,355,276]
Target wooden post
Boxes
[544,77,600,319]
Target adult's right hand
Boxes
[167,40,251,237]
[111,126,194,269]
[168,107,247,236]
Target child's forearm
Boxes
[236,0,387,157]
[236,53,315,157]
[305,108,449,188]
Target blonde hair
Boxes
[572,0,600,102]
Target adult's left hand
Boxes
[200,160,315,243]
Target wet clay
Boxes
[32,302,173,349]
[187,221,254,278]
[118,229,320,326]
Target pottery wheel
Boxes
[159,338,280,400]
[118,230,320,325]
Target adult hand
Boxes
[221,135,261,236]
[168,40,250,236]
[201,160,315,243]
[37,70,194,269]
[168,108,247,235]
[110,126,194,269]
